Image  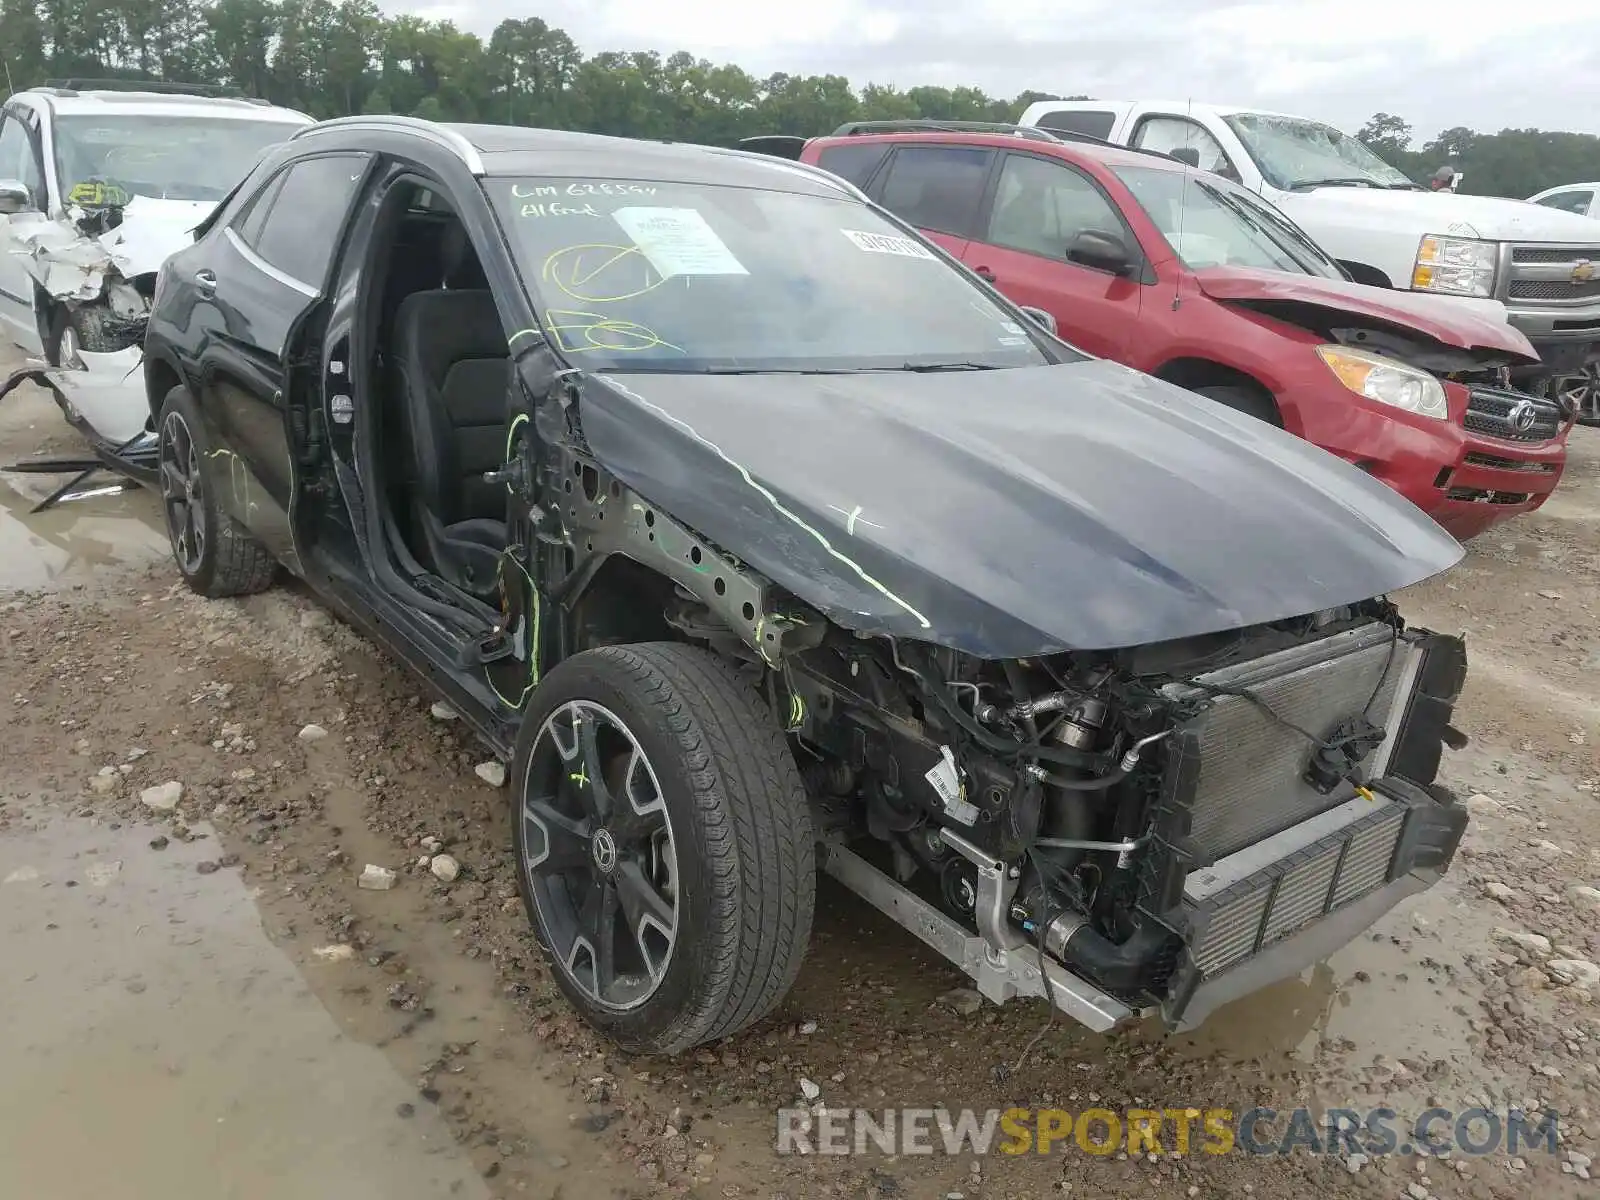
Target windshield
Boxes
[1223,113,1418,192]
[490,178,1066,374]
[1114,165,1345,278]
[52,116,304,203]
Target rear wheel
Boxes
[1194,383,1281,425]
[512,642,815,1055]
[156,385,277,598]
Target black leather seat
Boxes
[390,227,513,597]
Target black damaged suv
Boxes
[143,115,1470,1054]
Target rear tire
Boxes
[156,385,277,598]
[1194,383,1281,426]
[512,642,815,1055]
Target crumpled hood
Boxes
[2,195,208,302]
[1277,186,1600,243]
[1192,265,1538,362]
[90,196,211,277]
[578,360,1463,657]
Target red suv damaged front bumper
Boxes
[1287,381,1569,542]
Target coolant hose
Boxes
[1056,922,1170,993]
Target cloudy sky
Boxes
[417,0,1598,141]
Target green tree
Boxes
[1356,111,1413,159]
[5,0,1600,202]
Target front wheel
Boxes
[1556,358,1600,426]
[46,304,129,367]
[1193,383,1281,426]
[512,643,815,1055]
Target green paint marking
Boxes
[569,769,589,788]
[486,555,542,711]
[488,418,542,711]
[505,412,529,461]
[603,381,930,630]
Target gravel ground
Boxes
[1,369,1597,1199]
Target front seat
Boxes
[391,227,513,598]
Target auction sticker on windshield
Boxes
[611,207,748,277]
[841,229,937,260]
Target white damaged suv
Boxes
[0,80,311,443]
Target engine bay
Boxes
[759,598,1468,1025]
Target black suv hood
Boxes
[577,360,1462,657]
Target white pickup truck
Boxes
[1018,99,1600,415]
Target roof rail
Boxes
[706,144,870,204]
[736,134,808,161]
[828,119,1062,142]
[40,78,259,101]
[290,115,486,176]
[825,117,1183,165]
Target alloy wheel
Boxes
[57,324,84,370]
[159,411,206,574]
[520,699,679,1012]
[1559,361,1600,425]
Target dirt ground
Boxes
[2,362,1598,1200]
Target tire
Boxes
[46,304,122,367]
[1556,358,1600,426]
[155,385,278,598]
[1194,383,1280,426]
[511,642,815,1055]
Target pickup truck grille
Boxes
[1504,244,1600,306]
[1509,279,1600,301]
[1464,387,1563,442]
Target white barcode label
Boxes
[925,745,979,826]
[841,229,937,260]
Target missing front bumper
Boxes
[817,833,1135,1032]
[1162,776,1465,1031]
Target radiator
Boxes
[1161,623,1419,861]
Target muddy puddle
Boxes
[0,802,491,1200]
[0,473,165,591]
[0,365,167,592]
[0,477,166,587]
[1167,878,1487,1108]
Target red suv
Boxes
[745,122,1571,540]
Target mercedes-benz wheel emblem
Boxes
[1506,399,1538,434]
[590,827,618,874]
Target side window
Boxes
[985,154,1127,262]
[1035,110,1116,140]
[1535,190,1594,216]
[1132,117,1239,181]
[875,145,993,237]
[0,112,45,207]
[232,171,288,247]
[815,143,890,189]
[247,154,370,287]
